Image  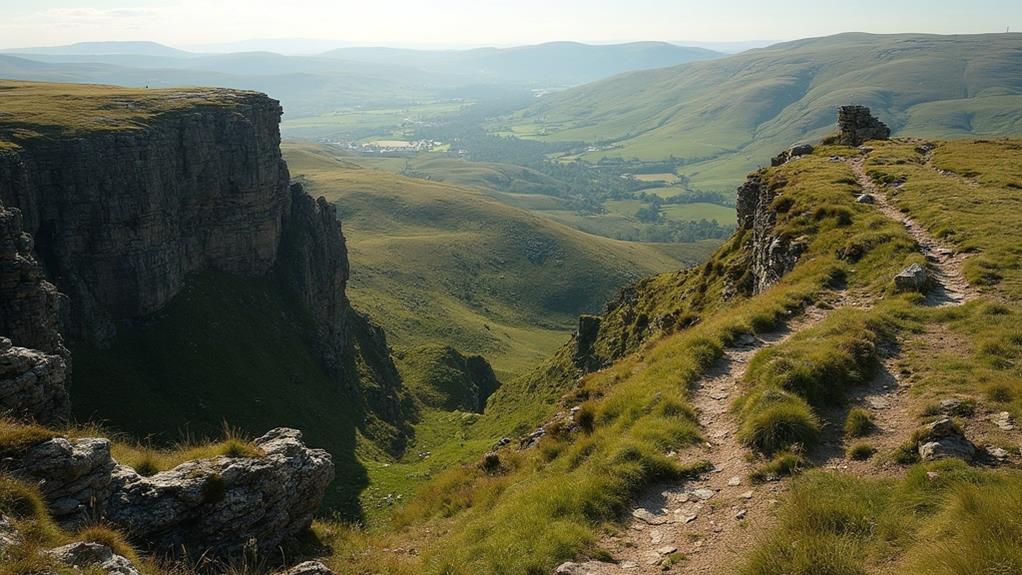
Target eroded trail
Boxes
[569,151,980,575]
[594,307,834,575]
[849,155,974,306]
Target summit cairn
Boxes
[837,105,891,146]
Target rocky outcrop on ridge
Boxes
[735,173,807,294]
[2,427,333,556]
[837,105,891,146]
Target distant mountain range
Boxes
[0,39,724,117]
[509,32,1022,190]
[319,41,721,85]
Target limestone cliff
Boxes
[0,93,294,343]
[0,201,69,423]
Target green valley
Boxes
[506,33,1022,191]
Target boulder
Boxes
[2,436,117,528]
[105,427,333,555]
[917,418,976,462]
[3,427,333,557]
[771,144,814,167]
[895,264,928,292]
[46,542,141,575]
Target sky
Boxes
[0,0,1019,50]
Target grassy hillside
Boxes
[507,33,1022,191]
[284,143,714,376]
[305,137,1022,575]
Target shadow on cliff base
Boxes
[69,271,412,522]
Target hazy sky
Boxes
[0,0,1019,49]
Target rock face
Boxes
[0,201,70,423]
[0,203,66,355]
[0,95,290,343]
[837,105,891,146]
[276,184,350,378]
[0,89,370,424]
[736,173,807,294]
[0,339,69,424]
[3,427,333,556]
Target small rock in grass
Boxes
[727,476,742,486]
[735,509,747,520]
[739,490,754,500]
[657,546,678,556]
[992,411,1015,431]
[856,194,875,204]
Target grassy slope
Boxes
[508,33,1022,191]
[284,143,712,377]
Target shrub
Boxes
[751,451,807,483]
[847,443,876,461]
[844,408,876,438]
[738,391,819,454]
[985,383,1013,403]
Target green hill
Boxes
[284,143,715,376]
[507,33,1022,190]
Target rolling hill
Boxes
[508,33,1022,190]
[283,143,716,376]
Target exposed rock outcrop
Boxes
[0,339,69,425]
[2,427,333,556]
[107,427,333,555]
[837,105,891,146]
[735,173,806,294]
[895,263,929,292]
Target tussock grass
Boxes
[742,461,1022,574]
[844,408,876,438]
